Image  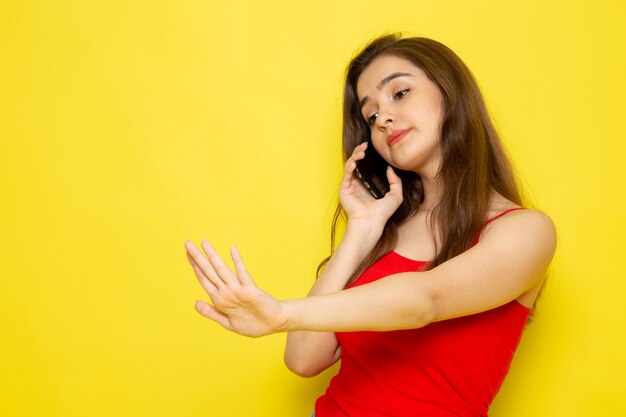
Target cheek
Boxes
[370,131,386,152]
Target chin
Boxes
[388,155,420,172]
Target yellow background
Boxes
[1,1,625,416]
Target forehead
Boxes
[356,55,425,99]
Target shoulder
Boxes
[485,207,555,235]
[481,208,557,263]
[484,191,556,246]
[421,206,556,321]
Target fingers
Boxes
[187,252,218,294]
[186,239,247,291]
[200,240,240,287]
[195,300,231,329]
[385,165,403,196]
[348,142,368,172]
[382,166,404,207]
[341,142,368,190]
[185,240,225,289]
[230,246,255,286]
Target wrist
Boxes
[279,299,298,332]
[344,220,384,251]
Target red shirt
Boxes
[315,208,531,416]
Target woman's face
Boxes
[356,55,444,176]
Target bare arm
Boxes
[187,209,556,335]
[186,142,404,376]
[283,142,402,376]
[282,209,556,331]
[283,221,379,377]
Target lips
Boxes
[387,128,411,146]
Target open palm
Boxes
[185,240,287,338]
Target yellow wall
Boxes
[1,1,625,415]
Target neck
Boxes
[418,169,443,213]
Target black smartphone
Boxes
[354,143,390,199]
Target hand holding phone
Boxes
[340,142,404,229]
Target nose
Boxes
[375,107,395,128]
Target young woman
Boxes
[185,34,557,417]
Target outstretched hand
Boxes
[339,142,403,226]
[185,240,287,337]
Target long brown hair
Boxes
[318,34,524,286]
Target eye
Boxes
[394,89,409,99]
[367,112,378,125]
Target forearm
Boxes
[284,220,382,375]
[308,220,382,294]
[283,272,436,333]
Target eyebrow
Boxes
[359,72,413,109]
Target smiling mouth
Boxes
[387,128,411,146]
